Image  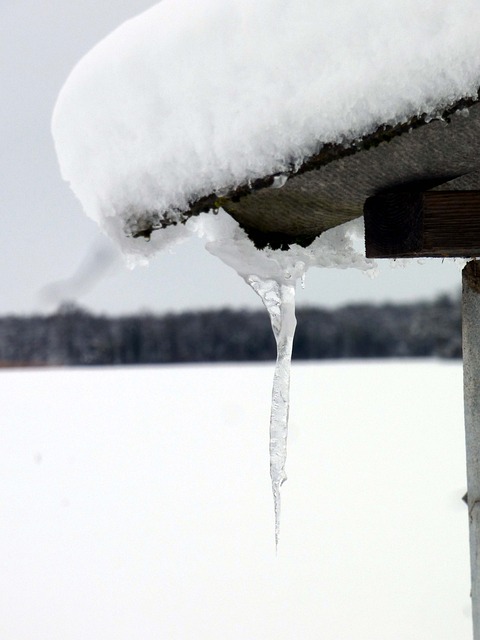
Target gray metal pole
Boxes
[463,260,480,638]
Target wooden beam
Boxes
[364,191,480,258]
[463,260,480,639]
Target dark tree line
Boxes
[0,295,461,368]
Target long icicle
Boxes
[247,276,297,549]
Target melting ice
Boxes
[196,210,375,546]
[248,276,297,549]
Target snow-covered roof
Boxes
[52,0,480,256]
[214,96,480,249]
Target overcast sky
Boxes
[1,0,465,316]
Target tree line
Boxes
[0,295,461,367]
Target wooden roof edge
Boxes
[187,90,480,213]
[126,89,480,247]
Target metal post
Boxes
[463,260,480,638]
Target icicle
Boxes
[198,210,376,549]
[247,275,297,549]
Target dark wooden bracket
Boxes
[364,190,480,258]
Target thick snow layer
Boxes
[52,0,480,258]
[0,362,470,639]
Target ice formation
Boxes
[248,276,296,549]
[193,211,374,544]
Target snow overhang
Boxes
[52,1,480,258]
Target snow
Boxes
[0,361,470,639]
[52,0,480,260]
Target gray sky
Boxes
[1,0,464,316]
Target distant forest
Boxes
[0,294,461,367]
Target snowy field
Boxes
[0,360,471,639]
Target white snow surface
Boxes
[52,0,480,260]
[0,361,470,639]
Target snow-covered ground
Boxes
[0,361,470,639]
